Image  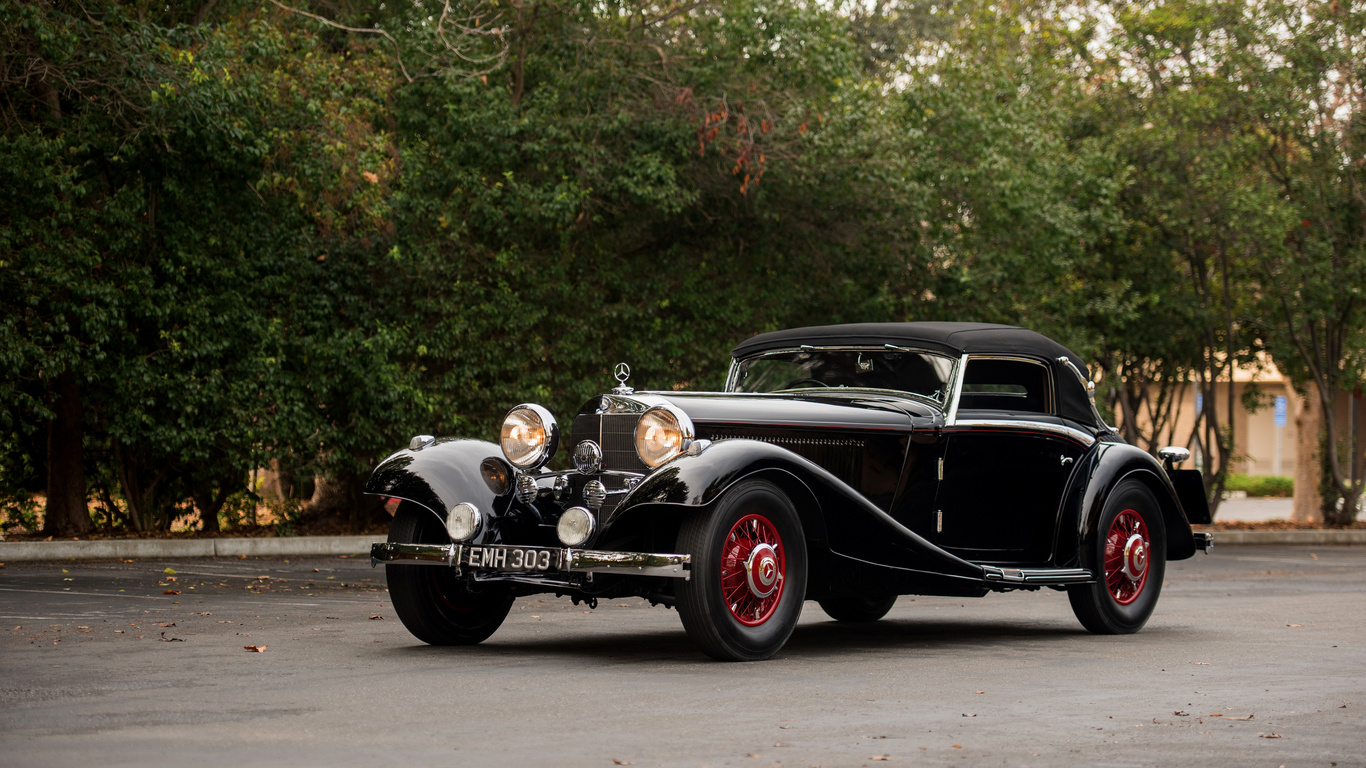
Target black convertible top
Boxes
[732,322,1087,371]
[732,322,1100,428]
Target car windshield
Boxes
[729,348,957,403]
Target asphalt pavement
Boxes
[1,547,1362,768]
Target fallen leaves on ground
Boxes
[962,713,976,718]
[163,568,177,575]
[162,590,180,595]
[369,615,383,620]
[611,760,633,765]
[1228,714,1255,721]
[1259,733,1282,739]
[159,632,183,642]
[951,745,962,749]
[158,622,175,627]
[1174,711,1190,716]
[871,756,890,761]
[1190,662,1210,665]
[1287,624,1304,627]
[244,645,267,652]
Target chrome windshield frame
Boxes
[724,345,960,408]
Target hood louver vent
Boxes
[701,430,864,487]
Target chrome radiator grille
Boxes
[570,413,646,472]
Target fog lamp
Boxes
[557,506,596,546]
[446,502,482,542]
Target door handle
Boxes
[1060,455,1074,467]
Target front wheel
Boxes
[1068,480,1166,634]
[676,480,808,661]
[818,592,898,623]
[385,502,514,645]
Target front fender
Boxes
[612,439,987,584]
[1058,441,1197,565]
[364,438,511,532]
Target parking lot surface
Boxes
[1,546,1362,767]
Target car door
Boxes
[931,357,1086,564]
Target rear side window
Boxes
[958,358,1050,414]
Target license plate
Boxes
[460,545,560,573]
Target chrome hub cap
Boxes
[745,543,781,599]
[1122,534,1148,581]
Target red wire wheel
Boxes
[719,513,787,626]
[1069,479,1166,635]
[676,479,808,661]
[1104,509,1151,605]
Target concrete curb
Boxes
[1199,529,1366,546]
[1,530,1363,563]
[0,535,381,563]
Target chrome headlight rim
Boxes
[500,403,560,470]
[634,404,695,469]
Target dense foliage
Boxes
[1,0,1362,533]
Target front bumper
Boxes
[371,542,691,580]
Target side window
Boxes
[958,358,1050,414]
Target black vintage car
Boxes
[368,322,1213,661]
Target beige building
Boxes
[1114,362,1363,480]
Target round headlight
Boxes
[446,502,482,542]
[557,506,596,546]
[634,405,694,468]
[500,404,559,469]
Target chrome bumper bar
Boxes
[1193,531,1214,554]
[370,542,691,580]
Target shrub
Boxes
[1226,474,1294,498]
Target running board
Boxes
[981,566,1093,586]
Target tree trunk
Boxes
[310,470,386,532]
[42,372,91,536]
[1289,387,1323,523]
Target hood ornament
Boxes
[612,362,634,394]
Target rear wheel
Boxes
[818,592,898,623]
[1068,480,1166,634]
[385,502,513,645]
[676,480,808,661]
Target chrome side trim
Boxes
[953,418,1097,447]
[369,542,692,580]
[981,566,1093,585]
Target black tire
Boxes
[818,592,898,623]
[384,502,514,645]
[1068,480,1166,634]
[676,480,808,661]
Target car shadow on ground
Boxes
[379,616,1086,665]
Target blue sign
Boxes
[1275,396,1288,428]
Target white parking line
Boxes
[0,587,167,600]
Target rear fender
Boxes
[1056,441,1197,565]
[364,438,512,535]
[609,439,986,584]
